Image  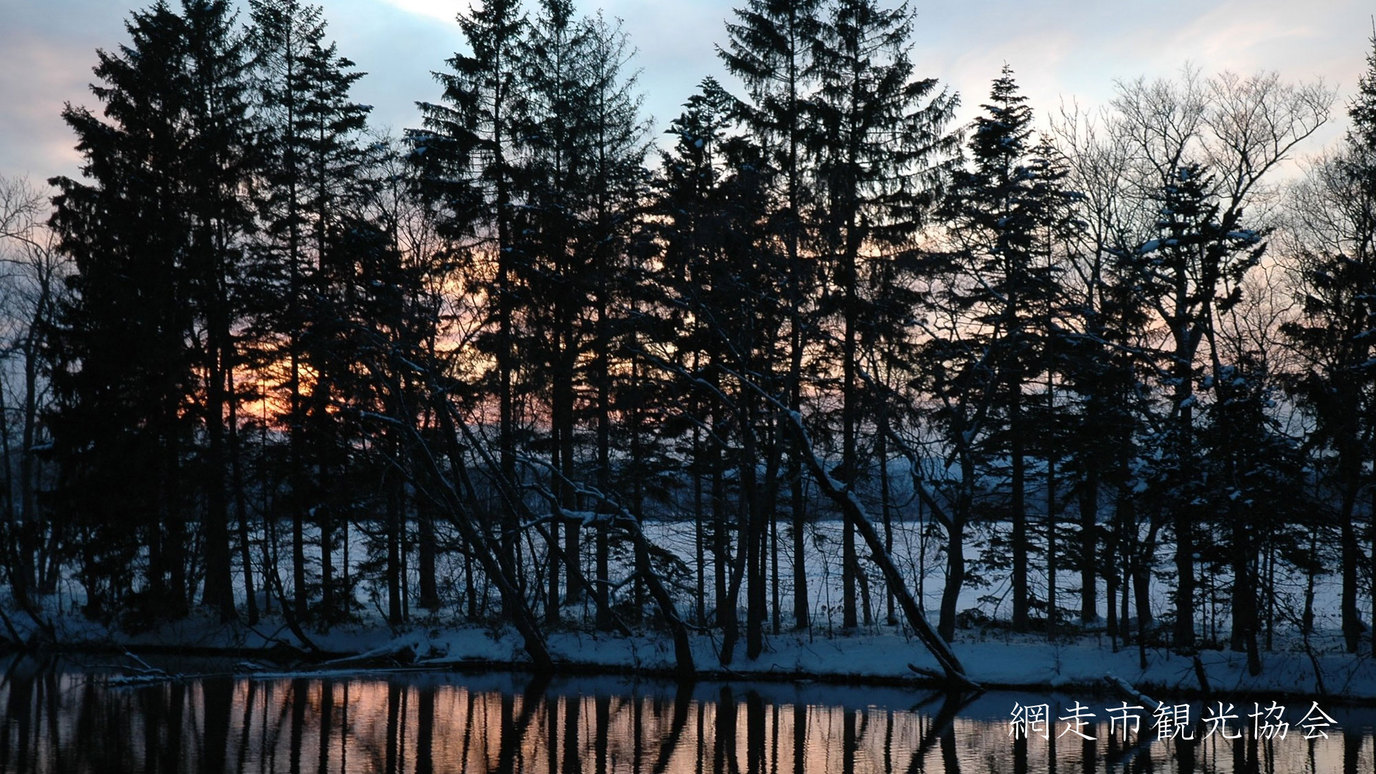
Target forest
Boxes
[0,0,1373,685]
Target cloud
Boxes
[0,0,1367,187]
[323,0,468,137]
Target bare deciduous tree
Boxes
[0,175,67,614]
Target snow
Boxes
[8,592,1374,700]
[1136,238,1180,254]
[376,625,1370,701]
[2,516,1367,700]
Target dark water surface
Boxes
[2,654,1374,773]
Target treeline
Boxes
[0,0,1374,675]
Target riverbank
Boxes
[5,607,1374,703]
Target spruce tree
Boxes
[410,0,529,601]
[49,0,256,623]
[653,78,739,634]
[1054,138,1149,634]
[719,0,823,632]
[518,0,587,625]
[181,0,257,623]
[1132,162,1267,649]
[1282,32,1376,654]
[941,69,1067,630]
[248,0,325,623]
[654,78,784,661]
[936,66,1054,632]
[516,3,649,625]
[1199,351,1304,672]
[576,10,652,630]
[250,0,373,626]
[808,0,958,632]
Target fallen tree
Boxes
[425,399,555,672]
[768,396,976,690]
[522,466,697,679]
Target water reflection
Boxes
[0,654,1372,773]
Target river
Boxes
[1,655,1371,772]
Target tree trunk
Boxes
[1011,384,1028,631]
[1340,483,1361,652]
[417,491,439,611]
[1229,496,1262,677]
[319,500,333,623]
[713,436,730,643]
[594,287,614,631]
[789,303,809,633]
[939,517,965,643]
[879,410,896,626]
[1080,468,1099,624]
[201,290,235,621]
[840,247,859,633]
[1046,449,1056,639]
[549,324,575,625]
[227,371,257,625]
[1173,507,1195,649]
[744,410,765,660]
[386,469,403,627]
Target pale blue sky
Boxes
[1,0,1369,186]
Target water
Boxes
[2,655,1373,773]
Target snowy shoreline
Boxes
[9,616,1376,705]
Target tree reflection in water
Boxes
[0,655,1372,773]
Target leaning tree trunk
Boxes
[424,399,554,672]
[784,410,975,689]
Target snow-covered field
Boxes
[263,515,1349,642]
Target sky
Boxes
[0,0,1371,188]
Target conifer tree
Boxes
[719,0,823,632]
[809,0,957,631]
[1108,68,1328,650]
[250,0,373,625]
[1133,162,1267,649]
[1051,110,1148,633]
[937,67,1060,632]
[49,0,256,623]
[180,0,257,622]
[653,78,739,633]
[1199,350,1304,673]
[654,78,784,661]
[1283,33,1376,654]
[248,0,325,624]
[410,0,529,603]
[518,0,588,625]
[576,10,652,629]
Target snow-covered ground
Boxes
[23,611,1374,701]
